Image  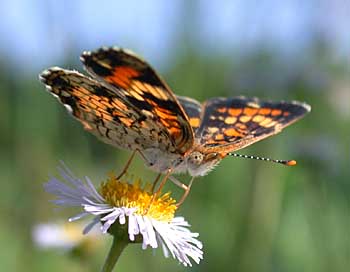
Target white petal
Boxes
[83,217,100,234]
[128,214,137,241]
[69,212,89,222]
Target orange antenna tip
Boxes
[286,160,297,166]
[229,153,298,166]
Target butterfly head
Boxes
[186,150,222,177]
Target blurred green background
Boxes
[1,1,349,271]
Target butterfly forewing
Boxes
[40,68,184,153]
[81,47,194,154]
[197,97,310,152]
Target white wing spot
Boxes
[64,104,73,114]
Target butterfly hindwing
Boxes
[176,95,202,133]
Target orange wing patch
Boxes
[189,117,200,127]
[105,66,140,89]
[223,128,243,137]
[228,108,242,116]
[259,108,271,115]
[271,109,282,116]
[243,107,259,116]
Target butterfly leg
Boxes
[169,176,195,207]
[152,169,172,196]
[116,149,137,179]
[143,169,172,214]
[151,173,162,193]
[169,175,188,190]
[116,148,152,179]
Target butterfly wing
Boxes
[176,95,203,133]
[196,97,311,153]
[39,67,189,154]
[80,47,194,154]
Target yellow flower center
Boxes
[99,175,177,222]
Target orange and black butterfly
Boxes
[40,47,310,202]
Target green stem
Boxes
[101,237,128,272]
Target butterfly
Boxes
[39,47,311,204]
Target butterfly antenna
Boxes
[228,153,297,166]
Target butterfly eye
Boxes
[188,152,204,164]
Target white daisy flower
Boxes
[32,221,101,250]
[44,164,203,267]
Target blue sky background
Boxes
[0,0,349,73]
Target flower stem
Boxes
[101,237,128,272]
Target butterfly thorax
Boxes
[142,148,183,173]
[142,146,223,177]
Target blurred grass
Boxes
[1,33,350,272]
